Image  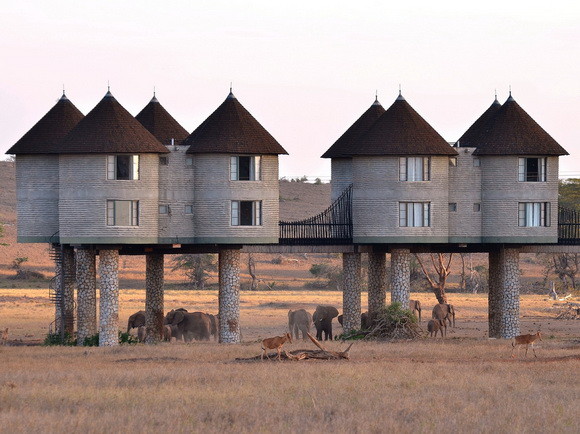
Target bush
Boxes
[364,303,422,340]
[82,334,99,346]
[43,332,75,346]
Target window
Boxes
[449,203,457,212]
[230,156,261,181]
[399,157,430,181]
[473,203,481,212]
[518,157,546,182]
[107,155,139,180]
[518,202,550,227]
[159,156,168,166]
[473,158,481,167]
[449,157,457,167]
[106,200,139,226]
[399,202,430,227]
[159,205,169,214]
[185,205,193,215]
[231,201,262,226]
[186,157,193,166]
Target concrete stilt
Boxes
[98,249,119,346]
[55,245,76,336]
[76,248,97,345]
[218,249,241,343]
[368,252,387,319]
[498,248,520,339]
[390,249,411,307]
[342,252,361,332]
[488,250,501,338]
[145,253,164,343]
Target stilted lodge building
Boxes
[6,87,577,346]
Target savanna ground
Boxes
[0,288,579,433]
[1,161,579,431]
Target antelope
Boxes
[1,328,8,345]
[511,331,542,358]
[261,333,292,361]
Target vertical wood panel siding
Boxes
[331,158,353,202]
[58,154,159,243]
[157,146,195,240]
[481,156,558,242]
[193,154,279,242]
[448,148,482,240]
[16,155,60,240]
[351,156,449,241]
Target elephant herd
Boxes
[127,308,218,343]
[128,301,457,343]
[290,301,456,341]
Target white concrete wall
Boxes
[351,156,449,243]
[58,154,160,243]
[15,155,60,242]
[193,154,279,243]
[481,156,559,243]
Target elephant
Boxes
[207,313,218,341]
[127,310,146,333]
[163,325,174,342]
[137,325,147,342]
[337,312,370,330]
[432,303,455,328]
[312,305,339,341]
[409,300,422,322]
[427,318,446,338]
[165,309,211,342]
[288,309,312,340]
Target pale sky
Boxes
[1,0,578,180]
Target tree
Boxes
[549,253,578,291]
[559,178,580,211]
[171,254,217,289]
[414,253,454,303]
[248,253,258,290]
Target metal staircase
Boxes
[48,233,75,337]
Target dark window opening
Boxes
[240,201,253,225]
[116,155,131,180]
[238,156,251,180]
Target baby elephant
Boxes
[137,326,147,342]
[427,319,446,338]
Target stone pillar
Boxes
[488,250,501,338]
[391,249,410,307]
[342,252,361,332]
[98,249,119,346]
[218,249,241,343]
[367,252,387,319]
[145,253,164,343]
[55,245,76,335]
[498,248,520,339]
[76,248,97,345]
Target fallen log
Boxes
[235,333,353,361]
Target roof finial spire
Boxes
[509,84,511,96]
[108,80,110,92]
[153,86,156,97]
[227,82,235,99]
[396,84,405,101]
[62,84,65,96]
[372,89,381,106]
[59,84,69,101]
[494,88,497,100]
[150,86,159,103]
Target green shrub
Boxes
[43,332,75,346]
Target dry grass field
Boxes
[1,289,579,433]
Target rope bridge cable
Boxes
[279,184,352,245]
